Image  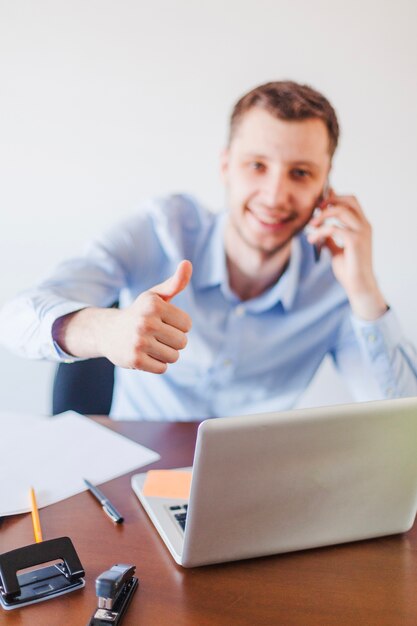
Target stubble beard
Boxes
[231,207,314,259]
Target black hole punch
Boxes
[33,583,53,593]
[0,537,85,610]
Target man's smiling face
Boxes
[222,107,331,257]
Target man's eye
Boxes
[249,162,265,171]
[292,168,310,179]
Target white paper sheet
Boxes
[0,411,160,516]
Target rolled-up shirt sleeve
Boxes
[0,218,142,362]
[0,293,92,361]
[0,251,123,361]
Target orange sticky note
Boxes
[142,470,192,499]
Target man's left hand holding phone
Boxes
[306,186,388,321]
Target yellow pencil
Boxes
[29,487,43,543]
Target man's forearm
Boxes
[347,285,388,321]
[52,307,118,359]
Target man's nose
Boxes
[261,171,289,208]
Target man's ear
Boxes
[219,148,230,184]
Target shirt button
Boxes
[367,333,377,343]
[223,359,233,367]
[235,305,246,317]
[386,387,394,397]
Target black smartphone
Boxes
[307,180,330,262]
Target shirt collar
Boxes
[193,212,303,311]
[193,211,228,289]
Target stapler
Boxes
[88,563,138,625]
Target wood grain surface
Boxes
[1,419,417,626]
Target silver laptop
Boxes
[131,397,417,567]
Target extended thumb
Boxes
[152,260,193,301]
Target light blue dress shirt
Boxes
[1,194,417,420]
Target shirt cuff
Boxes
[350,307,403,351]
[350,307,403,397]
[44,302,90,362]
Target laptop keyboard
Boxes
[169,504,188,531]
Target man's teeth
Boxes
[254,214,286,224]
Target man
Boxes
[1,81,416,419]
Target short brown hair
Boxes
[229,81,340,156]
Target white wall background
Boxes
[0,0,416,415]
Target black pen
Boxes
[83,478,124,524]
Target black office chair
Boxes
[52,356,115,415]
[51,302,118,416]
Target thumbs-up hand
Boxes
[99,260,193,372]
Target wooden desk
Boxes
[1,419,417,626]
